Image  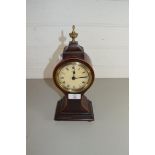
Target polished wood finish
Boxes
[63,41,84,59]
[53,27,94,121]
[54,95,94,121]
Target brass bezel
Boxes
[55,61,93,93]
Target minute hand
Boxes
[76,76,88,79]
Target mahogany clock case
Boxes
[53,26,95,121]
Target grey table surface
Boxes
[27,79,129,155]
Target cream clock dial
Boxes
[55,62,93,93]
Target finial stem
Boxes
[69,25,78,42]
[72,25,75,31]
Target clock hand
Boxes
[72,66,76,80]
[72,72,75,79]
[72,66,76,75]
[73,76,88,79]
[77,76,88,78]
[72,71,75,75]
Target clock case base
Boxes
[54,95,94,121]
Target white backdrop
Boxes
[27,0,128,79]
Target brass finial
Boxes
[69,25,78,42]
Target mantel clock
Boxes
[53,25,95,121]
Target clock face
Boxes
[54,61,93,93]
